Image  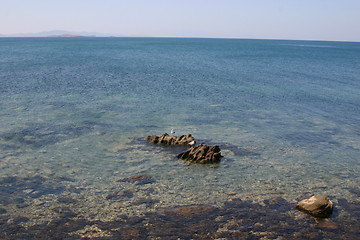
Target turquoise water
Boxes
[1,37,360,238]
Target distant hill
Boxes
[47,34,96,38]
[0,30,120,37]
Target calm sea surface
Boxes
[1,37,360,239]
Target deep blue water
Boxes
[1,37,360,238]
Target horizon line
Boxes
[0,35,359,43]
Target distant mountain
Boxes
[0,30,121,37]
[47,34,96,38]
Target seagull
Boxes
[189,140,196,146]
[170,129,175,136]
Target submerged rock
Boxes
[296,195,334,218]
[177,144,222,164]
[145,133,195,146]
[117,174,155,185]
[156,204,218,218]
[106,190,134,200]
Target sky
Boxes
[1,0,359,41]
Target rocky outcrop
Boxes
[296,195,334,218]
[145,133,222,164]
[177,144,222,164]
[145,133,195,146]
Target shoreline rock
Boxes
[145,133,195,146]
[296,195,334,218]
[177,144,222,164]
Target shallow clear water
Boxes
[1,38,360,238]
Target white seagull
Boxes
[189,140,196,146]
[170,129,175,136]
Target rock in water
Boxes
[296,195,334,218]
[177,144,222,164]
[145,133,195,146]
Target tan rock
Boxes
[296,195,333,218]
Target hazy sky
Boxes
[1,0,359,41]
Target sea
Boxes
[0,37,359,239]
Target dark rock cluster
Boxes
[177,144,222,164]
[146,133,222,164]
[145,133,195,146]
